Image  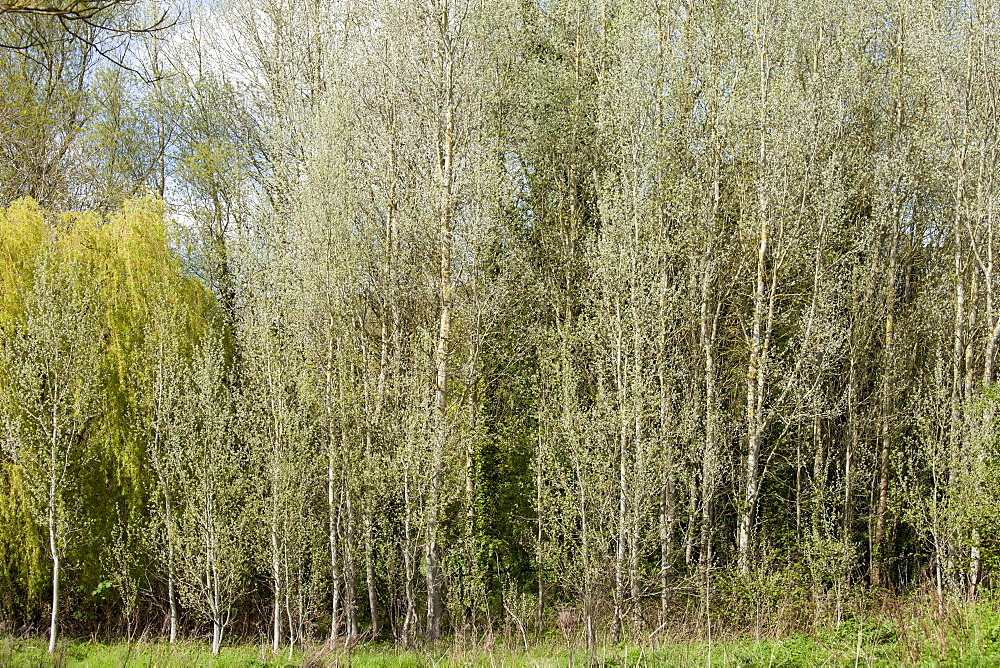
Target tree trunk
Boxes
[284,556,295,659]
[271,522,281,652]
[328,451,341,641]
[975,210,1000,592]
[427,0,455,640]
[614,296,627,640]
[327,328,342,642]
[844,356,857,542]
[872,218,899,588]
[738,15,770,574]
[402,468,418,646]
[344,491,358,640]
[738,217,769,575]
[536,424,544,628]
[47,501,59,655]
[873,8,906,591]
[658,276,675,614]
[700,259,718,572]
[212,618,222,655]
[577,464,595,652]
[365,517,380,639]
[166,493,177,644]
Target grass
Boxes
[5,600,1000,666]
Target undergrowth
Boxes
[3,594,1000,666]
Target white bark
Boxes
[47,495,59,655]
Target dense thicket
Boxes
[3,0,1000,654]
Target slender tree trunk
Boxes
[658,277,674,614]
[167,559,177,643]
[873,217,899,588]
[577,463,595,652]
[462,384,479,635]
[271,520,281,652]
[166,491,178,644]
[360,329,383,639]
[844,356,857,542]
[872,314,895,588]
[208,491,223,656]
[328,446,341,641]
[699,116,723,570]
[47,498,59,655]
[402,468,417,645]
[333,336,358,642]
[536,421,544,629]
[659,476,673,613]
[963,264,981,596]
[629,418,642,630]
[975,210,999,591]
[365,516,380,638]
[614,297,627,640]
[653,0,673,619]
[326,326,342,642]
[685,476,698,567]
[212,619,222,656]
[873,10,907,590]
[427,1,455,639]
[344,490,358,640]
[285,552,295,660]
[811,417,825,546]
[739,214,769,576]
[700,261,718,571]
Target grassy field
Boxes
[0,633,992,667]
[4,601,1000,666]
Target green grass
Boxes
[5,603,1000,667]
[0,637,278,667]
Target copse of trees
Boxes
[0,198,219,651]
[3,0,1000,656]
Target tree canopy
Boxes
[3,0,1000,657]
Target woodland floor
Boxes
[5,607,1000,668]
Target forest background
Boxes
[2,0,1000,660]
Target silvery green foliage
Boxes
[9,0,1000,649]
[171,339,251,655]
[0,243,101,653]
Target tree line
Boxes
[2,0,1000,655]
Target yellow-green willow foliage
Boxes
[0,199,55,622]
[0,197,217,636]
[0,199,46,326]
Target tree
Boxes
[0,211,101,654]
[0,0,171,74]
[172,339,248,655]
